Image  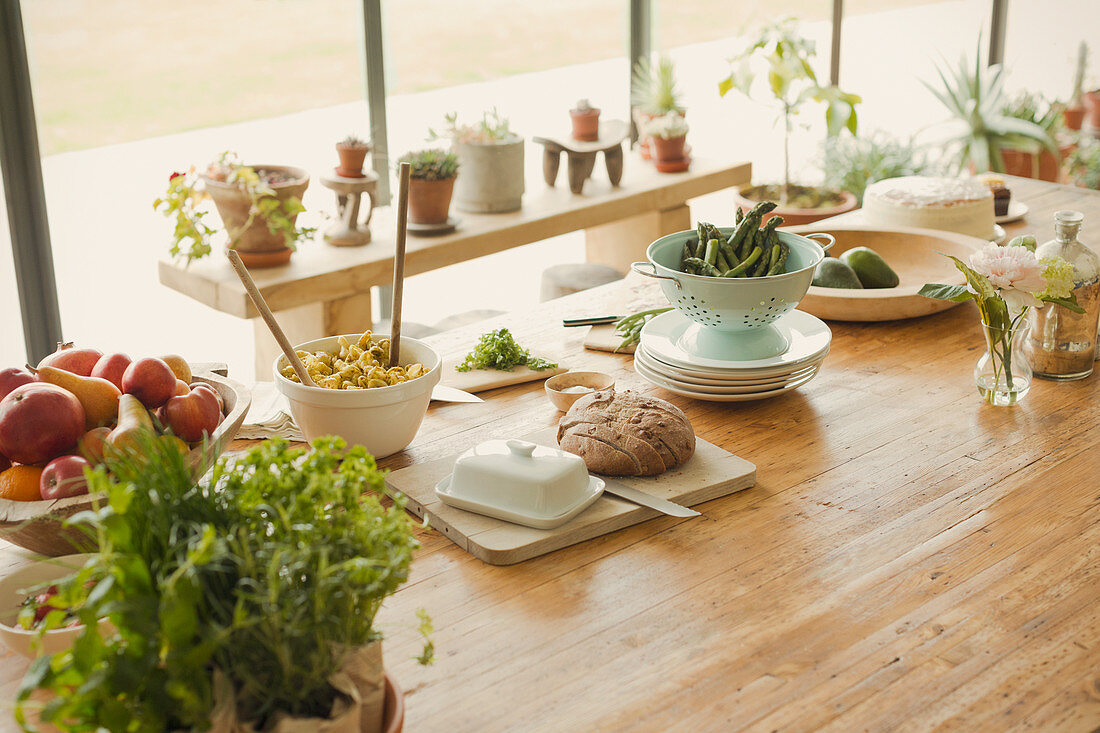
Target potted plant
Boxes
[430,109,524,213]
[570,99,601,142]
[924,42,1059,179]
[155,152,315,268]
[821,130,942,205]
[336,133,371,178]
[15,436,431,732]
[644,112,690,171]
[1066,136,1100,190]
[1063,42,1088,131]
[399,148,459,225]
[631,55,685,159]
[719,17,862,225]
[999,91,1067,181]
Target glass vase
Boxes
[974,317,1032,406]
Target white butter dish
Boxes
[435,439,604,529]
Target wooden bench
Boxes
[158,154,750,377]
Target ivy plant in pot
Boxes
[155,151,315,268]
[644,112,690,171]
[336,133,372,178]
[15,435,432,732]
[719,17,862,225]
[631,54,685,160]
[924,42,1059,180]
[400,148,459,225]
[430,109,524,214]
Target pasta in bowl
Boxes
[274,334,442,459]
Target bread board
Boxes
[583,323,636,354]
[439,354,568,394]
[386,427,755,565]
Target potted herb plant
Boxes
[400,148,459,225]
[1066,137,1100,190]
[336,133,371,178]
[570,99,601,142]
[155,152,316,268]
[15,436,431,732]
[719,17,861,225]
[821,130,941,205]
[631,54,685,160]
[430,109,524,213]
[644,112,690,171]
[1063,42,1088,131]
[924,42,1059,180]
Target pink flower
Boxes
[969,244,1046,312]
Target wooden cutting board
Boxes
[386,427,756,565]
[438,355,568,393]
[583,323,636,354]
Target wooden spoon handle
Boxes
[388,162,411,368]
[226,249,317,388]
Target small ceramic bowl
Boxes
[544,371,615,411]
[0,553,112,658]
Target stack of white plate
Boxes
[635,310,831,402]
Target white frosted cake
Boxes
[863,176,996,240]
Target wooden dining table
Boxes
[2,177,1099,731]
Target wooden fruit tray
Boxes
[0,368,251,556]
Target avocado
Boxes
[841,247,900,288]
[812,258,864,289]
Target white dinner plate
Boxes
[640,309,832,373]
[634,356,820,395]
[634,346,821,386]
[634,360,820,402]
[995,201,1028,225]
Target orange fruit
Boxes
[0,465,46,501]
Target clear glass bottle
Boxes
[1025,210,1100,380]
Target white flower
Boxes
[970,244,1047,292]
[1039,256,1076,300]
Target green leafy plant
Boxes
[338,133,368,148]
[923,41,1058,174]
[719,17,861,204]
[399,148,459,180]
[154,151,316,264]
[631,55,685,116]
[821,130,942,204]
[429,108,516,144]
[1002,91,1062,134]
[16,435,431,731]
[456,328,556,372]
[1066,136,1100,190]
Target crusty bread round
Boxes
[557,389,695,476]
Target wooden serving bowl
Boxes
[0,369,251,557]
[787,224,986,322]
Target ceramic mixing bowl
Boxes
[274,335,442,459]
[631,228,833,359]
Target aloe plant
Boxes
[631,55,685,116]
[923,41,1057,174]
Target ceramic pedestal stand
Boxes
[320,170,378,246]
[533,120,629,195]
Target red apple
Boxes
[174,379,190,396]
[192,383,224,413]
[0,367,36,400]
[0,453,9,472]
[77,427,111,465]
[40,455,92,500]
[0,383,86,465]
[90,353,131,391]
[160,388,221,442]
[37,342,103,377]
[122,358,176,409]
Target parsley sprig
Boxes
[455,328,557,372]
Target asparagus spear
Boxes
[723,246,762,277]
[767,240,789,276]
[704,239,720,266]
[685,257,722,276]
[734,206,744,226]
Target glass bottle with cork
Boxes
[1025,210,1100,380]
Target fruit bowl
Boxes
[631,227,833,360]
[787,224,984,322]
[0,370,251,557]
[274,335,442,459]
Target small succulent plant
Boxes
[644,111,689,140]
[338,134,369,148]
[399,148,459,180]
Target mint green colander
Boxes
[630,228,834,360]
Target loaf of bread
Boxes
[557,389,695,476]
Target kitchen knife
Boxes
[431,385,484,403]
[562,315,621,327]
[601,478,700,517]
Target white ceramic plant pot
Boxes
[454,137,525,213]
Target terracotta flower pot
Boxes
[651,134,686,163]
[1001,147,1062,182]
[336,143,370,178]
[1063,105,1086,132]
[408,177,455,225]
[733,185,859,227]
[570,108,601,142]
[203,164,309,268]
[633,109,685,160]
[1083,90,1100,129]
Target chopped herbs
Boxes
[456,328,557,372]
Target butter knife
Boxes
[431,385,484,403]
[601,478,700,517]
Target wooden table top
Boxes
[157,155,751,319]
[4,177,1099,731]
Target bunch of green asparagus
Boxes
[680,202,788,278]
